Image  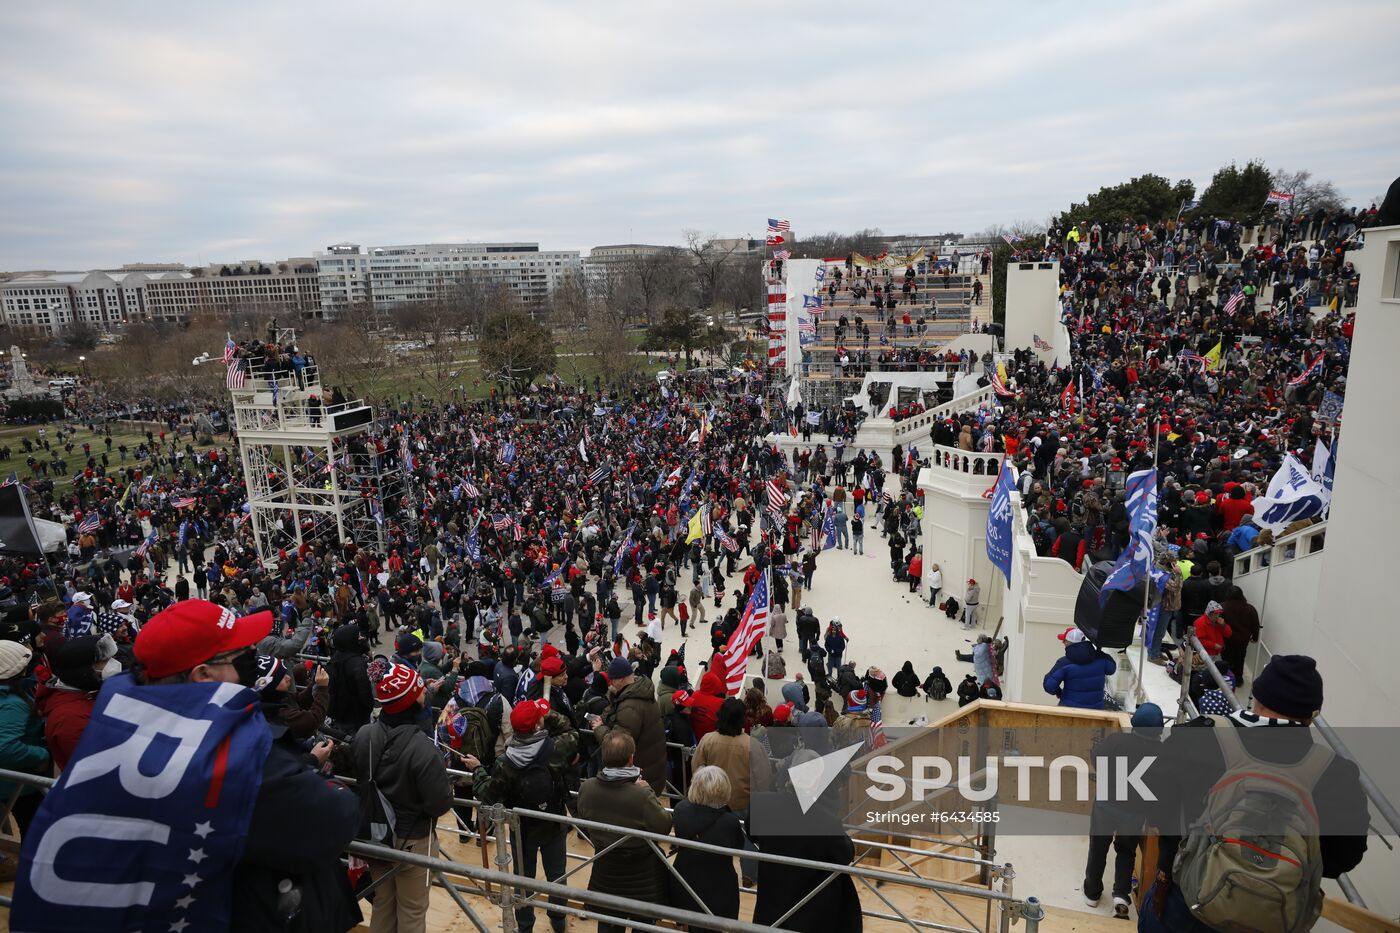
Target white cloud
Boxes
[0,0,1397,269]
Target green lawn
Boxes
[0,422,228,495]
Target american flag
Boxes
[772,250,791,261]
[223,338,236,364]
[1223,290,1245,316]
[134,529,158,558]
[714,524,739,553]
[226,360,246,390]
[1264,190,1295,206]
[1178,350,1208,374]
[77,514,100,534]
[1288,353,1325,387]
[766,477,787,516]
[613,523,635,573]
[869,700,888,750]
[1002,233,1023,245]
[767,218,791,233]
[1032,334,1053,352]
[1,473,16,487]
[469,428,482,448]
[462,480,480,498]
[171,497,197,509]
[700,505,713,538]
[492,513,513,531]
[513,520,524,542]
[718,571,771,695]
[989,372,1015,397]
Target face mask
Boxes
[99,658,122,680]
[232,650,261,689]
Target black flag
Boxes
[0,484,46,556]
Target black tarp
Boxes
[1073,560,1161,649]
[0,484,45,557]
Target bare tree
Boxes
[682,229,739,310]
[618,247,689,325]
[1270,168,1345,216]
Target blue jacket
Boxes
[0,684,49,798]
[1043,642,1116,709]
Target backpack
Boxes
[357,724,405,844]
[765,650,786,680]
[503,737,565,815]
[1173,718,1333,933]
[943,596,960,619]
[929,677,949,702]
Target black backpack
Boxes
[503,737,564,815]
[943,596,960,619]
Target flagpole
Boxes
[1136,421,1161,702]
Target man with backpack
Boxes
[351,660,455,933]
[1140,655,1369,932]
[474,697,578,933]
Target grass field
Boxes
[0,422,229,495]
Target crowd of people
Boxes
[0,199,1386,932]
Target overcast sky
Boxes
[2,1,1397,270]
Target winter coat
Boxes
[350,717,455,840]
[957,677,981,706]
[1220,597,1260,655]
[577,769,673,901]
[232,725,362,933]
[35,682,95,772]
[1042,641,1116,709]
[325,632,373,730]
[973,642,996,685]
[922,668,954,700]
[795,609,819,641]
[692,731,771,811]
[891,662,920,698]
[768,609,788,641]
[595,677,668,790]
[0,684,48,800]
[669,801,746,918]
[749,790,863,932]
[1193,615,1232,656]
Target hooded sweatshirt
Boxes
[689,670,726,740]
[780,680,810,713]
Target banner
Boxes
[13,676,271,932]
[1252,454,1326,533]
[1100,468,1159,606]
[984,462,1016,586]
[0,483,46,556]
[851,247,926,270]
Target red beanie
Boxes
[370,660,424,714]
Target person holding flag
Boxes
[11,600,363,933]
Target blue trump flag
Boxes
[13,674,271,933]
[1141,566,1172,650]
[466,523,481,562]
[822,505,837,550]
[984,460,1016,585]
[1100,468,1159,606]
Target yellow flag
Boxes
[685,509,704,545]
[1203,341,1222,371]
[996,360,1008,383]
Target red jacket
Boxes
[36,684,96,772]
[1194,615,1233,656]
[1216,494,1253,532]
[688,670,727,741]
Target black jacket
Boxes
[325,642,373,730]
[668,801,746,919]
[749,790,862,932]
[232,728,362,933]
[891,663,920,698]
[350,718,455,841]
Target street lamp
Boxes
[78,355,88,381]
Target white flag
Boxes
[1252,454,1326,533]
[1310,439,1333,512]
[578,438,588,463]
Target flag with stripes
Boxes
[134,529,158,558]
[714,525,740,553]
[989,372,1015,397]
[462,480,480,498]
[803,295,823,310]
[513,520,524,542]
[613,523,636,574]
[1264,190,1295,206]
[77,514,101,535]
[223,338,236,364]
[1002,233,1023,244]
[1223,290,1245,316]
[469,428,482,448]
[766,477,787,515]
[767,218,791,233]
[772,250,791,261]
[718,571,771,695]
[493,513,513,531]
[700,505,713,538]
[1288,353,1324,387]
[226,360,246,390]
[171,497,197,509]
[1178,350,1208,374]
[1,473,16,487]
[869,700,888,750]
[588,465,609,485]
[1032,334,1053,352]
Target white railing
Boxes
[929,444,1002,478]
[890,384,995,442]
[1233,520,1328,577]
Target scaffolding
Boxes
[230,336,412,563]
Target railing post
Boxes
[1020,896,1044,931]
[485,803,516,932]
